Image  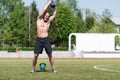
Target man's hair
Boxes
[42,11,48,19]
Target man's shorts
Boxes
[34,37,52,54]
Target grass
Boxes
[0,58,120,80]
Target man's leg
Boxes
[47,53,57,72]
[31,54,39,72]
[48,54,54,68]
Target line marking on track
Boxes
[93,65,120,73]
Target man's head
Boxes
[43,12,50,22]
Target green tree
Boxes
[0,0,9,46]
[29,1,39,46]
[85,16,95,32]
[102,9,112,18]
[76,9,85,32]
[0,0,28,47]
[66,0,77,12]
[49,18,58,44]
[8,0,28,46]
[89,9,117,33]
[100,9,116,33]
[55,3,77,47]
[85,9,95,32]
[99,18,117,33]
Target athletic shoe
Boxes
[30,69,36,73]
[51,68,57,73]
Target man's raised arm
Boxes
[38,0,51,19]
[49,7,56,22]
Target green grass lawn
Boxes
[0,58,120,80]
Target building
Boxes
[109,17,120,33]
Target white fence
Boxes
[68,33,120,58]
[0,51,72,58]
[1,51,120,58]
[69,33,120,52]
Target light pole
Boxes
[28,6,32,46]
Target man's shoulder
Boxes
[37,16,43,20]
[37,18,42,22]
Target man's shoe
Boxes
[30,70,36,73]
[51,68,57,73]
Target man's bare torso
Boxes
[37,19,50,38]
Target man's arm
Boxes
[38,0,51,19]
[49,8,56,22]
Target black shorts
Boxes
[34,37,52,54]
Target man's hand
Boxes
[38,0,51,19]
[48,0,52,4]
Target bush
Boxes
[52,47,68,51]
[0,47,68,51]
[21,47,34,51]
[8,47,16,52]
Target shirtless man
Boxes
[31,0,56,73]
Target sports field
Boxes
[0,58,120,80]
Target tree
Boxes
[49,19,58,44]
[100,9,116,33]
[89,9,117,33]
[99,18,117,33]
[85,9,95,32]
[9,0,28,46]
[0,0,28,47]
[102,9,112,18]
[66,0,77,12]
[29,1,39,46]
[85,16,95,32]
[76,9,85,32]
[55,3,77,47]
[0,0,9,46]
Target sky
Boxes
[22,0,120,17]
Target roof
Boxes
[110,17,120,26]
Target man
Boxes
[31,0,57,73]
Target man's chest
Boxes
[37,20,49,28]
